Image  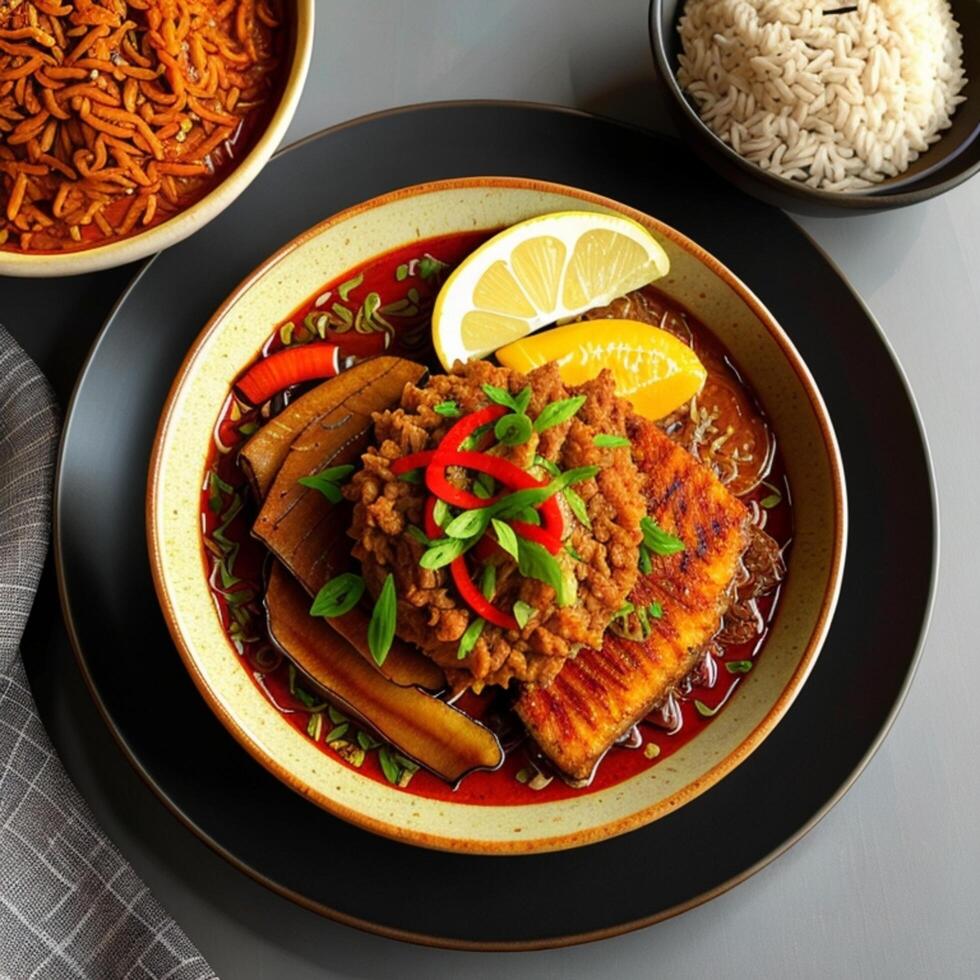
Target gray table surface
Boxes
[12,2,980,977]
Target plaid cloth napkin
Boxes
[0,327,215,980]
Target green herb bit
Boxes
[517,538,570,606]
[328,705,348,724]
[533,454,561,478]
[443,506,493,541]
[310,572,365,618]
[398,469,423,484]
[238,420,259,437]
[207,470,233,512]
[480,563,497,601]
[293,684,325,711]
[337,271,364,301]
[481,382,531,414]
[417,254,448,280]
[760,494,781,509]
[331,303,354,329]
[457,616,485,660]
[563,486,590,528]
[491,518,520,561]
[513,600,535,629]
[473,472,495,500]
[367,573,397,666]
[326,722,350,743]
[395,263,409,282]
[638,544,653,575]
[490,466,600,521]
[278,320,295,345]
[406,525,430,546]
[460,422,493,451]
[434,400,461,418]
[593,434,631,449]
[432,498,451,528]
[298,464,356,504]
[641,516,685,556]
[534,395,586,433]
[647,600,664,619]
[307,713,323,741]
[643,742,661,760]
[694,699,721,718]
[378,745,402,784]
[357,730,382,751]
[494,412,533,446]
[566,542,585,562]
[725,660,754,674]
[419,535,469,570]
[515,767,532,785]
[513,506,540,525]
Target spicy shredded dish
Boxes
[0,0,283,252]
[197,214,792,800]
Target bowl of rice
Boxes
[649,0,979,212]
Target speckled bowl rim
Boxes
[0,1,314,279]
[147,175,847,855]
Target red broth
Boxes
[200,231,792,805]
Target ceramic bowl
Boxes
[649,0,980,215]
[147,177,847,854]
[0,2,314,278]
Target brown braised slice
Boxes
[241,355,427,499]
[515,418,751,782]
[247,356,441,689]
[265,562,503,784]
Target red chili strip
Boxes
[390,450,435,477]
[510,520,562,555]
[234,343,340,406]
[450,556,518,630]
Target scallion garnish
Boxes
[457,616,485,660]
[494,412,533,446]
[367,573,397,666]
[480,563,497,601]
[694,699,721,718]
[298,464,356,504]
[491,518,520,561]
[533,395,586,432]
[405,525,430,546]
[326,722,350,743]
[533,454,561,478]
[517,538,570,606]
[647,600,664,619]
[593,433,630,448]
[432,498,451,528]
[337,272,363,300]
[563,485,590,528]
[434,400,460,418]
[473,471,495,499]
[481,383,531,414]
[566,542,585,562]
[725,660,753,674]
[418,535,470,570]
[513,600,535,629]
[641,516,685,556]
[310,572,365,618]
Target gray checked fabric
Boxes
[0,327,215,980]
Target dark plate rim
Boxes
[52,99,940,951]
[647,0,980,208]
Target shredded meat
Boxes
[345,360,646,692]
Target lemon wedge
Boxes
[432,211,670,369]
[496,319,707,421]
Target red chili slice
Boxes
[390,450,435,477]
[450,557,519,631]
[439,403,508,450]
[423,495,440,538]
[234,343,341,406]
[510,520,562,555]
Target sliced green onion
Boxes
[367,574,397,666]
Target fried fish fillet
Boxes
[515,418,751,782]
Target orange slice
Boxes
[496,319,707,420]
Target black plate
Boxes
[55,102,936,949]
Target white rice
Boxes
[676,0,968,190]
